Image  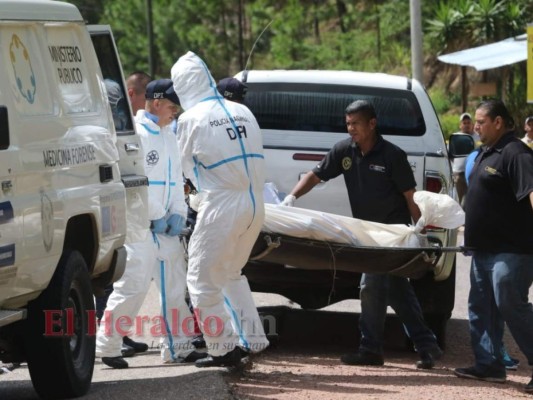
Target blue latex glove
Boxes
[150,217,167,234]
[166,214,186,236]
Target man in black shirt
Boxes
[281,100,441,369]
[454,100,533,394]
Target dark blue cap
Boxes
[145,79,180,105]
[217,77,247,102]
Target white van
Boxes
[0,1,147,398]
[237,70,458,347]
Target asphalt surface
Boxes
[0,279,234,400]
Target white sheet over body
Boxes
[263,191,464,248]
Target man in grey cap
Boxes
[450,112,480,206]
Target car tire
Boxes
[24,250,95,399]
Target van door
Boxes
[88,25,149,244]
[0,107,19,297]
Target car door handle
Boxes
[2,180,12,193]
[124,143,140,152]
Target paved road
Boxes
[2,230,531,399]
[0,279,234,400]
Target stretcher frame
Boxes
[248,231,461,279]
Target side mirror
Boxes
[0,106,9,150]
[448,133,475,157]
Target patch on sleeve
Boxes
[342,157,352,170]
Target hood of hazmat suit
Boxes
[171,51,265,213]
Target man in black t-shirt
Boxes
[281,100,441,369]
[453,100,533,394]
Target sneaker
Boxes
[178,350,209,364]
[502,352,519,371]
[121,344,135,358]
[0,363,20,374]
[454,366,506,383]
[340,351,384,366]
[503,358,519,371]
[525,376,533,394]
[123,336,149,353]
[195,347,243,368]
[102,356,129,369]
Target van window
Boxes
[244,83,425,137]
[45,24,95,114]
[0,25,55,116]
[90,32,134,134]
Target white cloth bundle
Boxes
[263,190,464,248]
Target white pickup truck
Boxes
[238,70,465,349]
[0,1,148,398]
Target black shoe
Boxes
[429,346,443,361]
[525,375,533,394]
[454,366,506,383]
[340,351,384,366]
[121,344,135,358]
[195,347,242,368]
[192,335,206,350]
[123,336,149,353]
[102,356,129,369]
[416,351,435,369]
[181,350,209,363]
[237,347,250,358]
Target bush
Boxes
[440,114,460,141]
[428,87,452,114]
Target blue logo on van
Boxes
[9,34,36,104]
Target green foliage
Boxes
[426,0,474,51]
[428,86,465,139]
[428,87,453,114]
[427,0,533,51]
[98,0,149,75]
[67,0,104,24]
[439,114,463,140]
[65,0,533,115]
[504,64,533,135]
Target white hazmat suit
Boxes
[96,109,197,362]
[171,52,269,356]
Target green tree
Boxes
[98,0,244,79]
[68,0,104,24]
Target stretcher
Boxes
[248,231,451,279]
[246,196,464,279]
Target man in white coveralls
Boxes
[96,79,207,369]
[171,52,269,367]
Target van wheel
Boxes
[25,250,95,399]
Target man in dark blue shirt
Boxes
[281,100,441,369]
[454,100,533,394]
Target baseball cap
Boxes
[145,79,180,105]
[217,77,248,102]
[460,112,472,121]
